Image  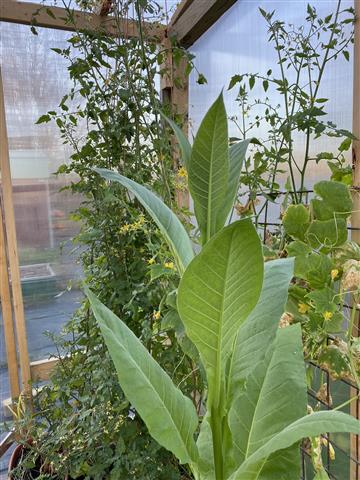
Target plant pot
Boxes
[8,442,70,480]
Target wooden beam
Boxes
[0,198,20,400]
[160,36,189,209]
[168,0,237,48]
[350,1,360,478]
[0,68,32,396]
[0,0,165,38]
[30,358,59,382]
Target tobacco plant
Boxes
[88,94,359,480]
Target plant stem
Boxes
[211,407,224,480]
[299,0,342,199]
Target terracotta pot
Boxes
[8,443,69,480]
[8,443,25,478]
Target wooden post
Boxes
[351,1,360,478]
[0,198,20,400]
[160,34,190,209]
[0,68,31,395]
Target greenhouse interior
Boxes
[0,0,360,479]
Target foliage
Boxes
[283,182,360,388]
[90,94,359,480]
[227,1,355,210]
[11,1,204,478]
[225,5,358,476]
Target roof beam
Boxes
[168,0,237,48]
[0,0,165,38]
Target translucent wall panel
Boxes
[189,0,354,193]
[0,23,83,370]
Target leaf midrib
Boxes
[206,107,223,243]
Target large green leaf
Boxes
[230,411,360,479]
[189,93,229,244]
[160,111,191,169]
[311,180,353,220]
[227,258,294,400]
[177,219,263,403]
[229,325,307,478]
[305,218,348,252]
[95,168,193,275]
[216,139,250,230]
[283,204,310,241]
[86,288,199,465]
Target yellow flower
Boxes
[119,223,130,233]
[323,311,333,321]
[178,166,188,178]
[331,269,339,280]
[298,302,310,314]
[148,258,155,265]
[164,261,175,270]
[153,310,161,321]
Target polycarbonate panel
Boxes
[189,0,354,209]
[0,22,83,368]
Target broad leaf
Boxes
[283,204,310,241]
[177,219,263,402]
[228,258,294,400]
[216,139,250,230]
[229,325,307,478]
[189,93,229,244]
[311,180,352,220]
[86,288,199,465]
[95,168,194,275]
[230,411,360,479]
[160,111,191,169]
[306,218,348,252]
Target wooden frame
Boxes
[0,69,32,396]
[0,0,165,38]
[350,1,360,477]
[168,0,237,47]
[0,198,20,401]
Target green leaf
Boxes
[160,111,191,169]
[36,114,51,124]
[342,50,350,62]
[311,180,352,220]
[228,75,243,90]
[306,287,336,314]
[283,204,310,241]
[306,218,348,252]
[229,325,306,478]
[217,139,250,230]
[231,411,360,479]
[228,258,294,399]
[339,137,352,152]
[94,169,193,275]
[286,240,312,258]
[189,93,229,244]
[86,288,199,465]
[177,219,263,402]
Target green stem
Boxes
[211,407,224,480]
[299,0,342,199]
